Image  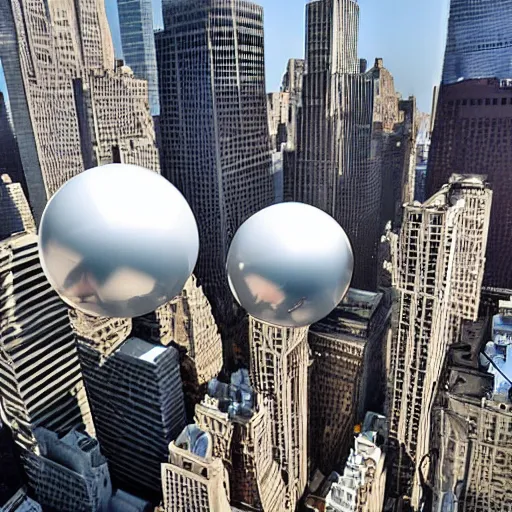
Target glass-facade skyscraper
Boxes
[442,0,512,84]
[117,0,160,116]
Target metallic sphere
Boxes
[226,202,354,328]
[38,164,199,318]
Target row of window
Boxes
[447,97,512,107]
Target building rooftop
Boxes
[310,287,384,338]
[117,336,167,363]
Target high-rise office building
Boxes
[0,0,110,221]
[386,175,492,507]
[295,0,360,215]
[156,0,274,341]
[442,0,512,84]
[0,174,35,241]
[248,317,309,509]
[296,0,417,290]
[0,0,158,223]
[427,78,512,289]
[0,233,94,453]
[308,289,390,476]
[0,92,24,189]
[117,0,160,116]
[76,333,186,495]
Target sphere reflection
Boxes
[39,164,199,318]
[226,202,353,327]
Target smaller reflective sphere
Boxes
[226,203,354,327]
[39,164,199,318]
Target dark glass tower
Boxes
[442,0,512,84]
[156,0,274,354]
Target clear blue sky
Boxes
[1,0,450,113]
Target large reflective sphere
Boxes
[39,164,199,318]
[226,203,354,327]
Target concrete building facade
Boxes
[309,289,390,476]
[161,425,231,512]
[248,317,309,509]
[156,0,274,343]
[386,176,492,507]
[133,275,223,417]
[430,315,512,512]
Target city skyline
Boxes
[1,0,512,510]
[0,0,449,113]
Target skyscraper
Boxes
[308,289,390,476]
[296,0,417,290]
[0,0,109,221]
[442,0,512,84]
[156,0,274,340]
[0,0,158,223]
[427,78,512,289]
[24,428,112,511]
[295,0,360,215]
[0,233,95,453]
[386,175,492,507]
[76,333,186,495]
[117,0,160,116]
[248,317,309,509]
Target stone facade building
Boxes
[309,289,390,476]
[0,0,158,223]
[193,373,287,511]
[133,275,223,416]
[161,425,231,512]
[386,176,492,508]
[431,312,512,511]
[427,78,512,289]
[325,413,387,512]
[75,62,160,171]
[248,317,309,510]
[156,0,274,346]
